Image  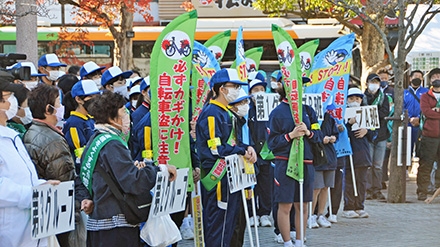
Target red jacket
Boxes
[420,90,440,138]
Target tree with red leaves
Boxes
[59,0,152,71]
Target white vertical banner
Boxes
[225,154,257,193]
[31,181,75,239]
[344,105,380,130]
[150,168,189,217]
[255,93,280,121]
[302,93,323,121]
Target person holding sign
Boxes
[81,91,177,247]
[0,71,61,247]
[363,74,390,201]
[196,68,257,247]
[342,87,377,219]
[267,77,322,247]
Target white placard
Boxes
[344,105,380,130]
[302,93,323,121]
[255,93,280,121]
[31,181,75,239]
[149,168,189,217]
[225,154,257,193]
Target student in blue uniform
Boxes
[247,73,274,228]
[342,87,377,219]
[101,66,133,99]
[131,77,151,127]
[63,79,101,173]
[126,84,141,114]
[267,76,322,247]
[196,68,257,247]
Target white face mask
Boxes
[271,81,279,89]
[131,100,138,108]
[18,107,33,125]
[114,85,129,99]
[236,104,250,117]
[223,87,240,103]
[1,94,18,120]
[47,70,60,81]
[24,81,38,90]
[368,83,380,93]
[347,101,361,108]
[50,104,65,122]
[93,78,102,89]
[113,109,131,143]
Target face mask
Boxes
[252,91,265,97]
[271,81,279,89]
[113,109,131,143]
[83,100,92,112]
[236,104,249,117]
[131,100,138,108]
[411,78,422,87]
[114,85,129,99]
[50,104,65,122]
[368,83,380,93]
[380,81,388,88]
[347,101,361,108]
[222,87,240,103]
[18,107,33,125]
[47,71,60,81]
[24,81,38,90]
[93,78,102,89]
[1,94,18,120]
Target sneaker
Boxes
[290,231,296,241]
[374,192,386,200]
[418,193,427,201]
[260,215,272,227]
[180,225,194,240]
[341,210,359,219]
[355,210,369,218]
[316,215,331,228]
[307,215,319,228]
[274,233,284,244]
[327,214,337,223]
[249,216,259,227]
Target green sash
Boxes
[80,133,127,195]
[372,90,384,106]
[201,110,236,191]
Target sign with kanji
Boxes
[150,11,196,191]
[192,0,264,17]
[345,105,380,131]
[255,93,280,121]
[150,168,189,217]
[31,181,75,239]
[225,154,257,193]
[302,93,323,121]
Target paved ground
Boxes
[177,176,440,247]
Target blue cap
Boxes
[248,71,266,83]
[249,79,267,91]
[229,88,252,105]
[38,53,67,67]
[71,79,101,98]
[101,66,133,86]
[10,62,46,77]
[80,61,106,78]
[209,68,248,89]
[271,70,281,78]
[140,76,150,91]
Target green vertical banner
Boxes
[204,30,231,62]
[272,24,304,182]
[230,46,264,72]
[298,39,319,78]
[150,10,197,191]
[235,26,247,82]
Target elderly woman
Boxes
[82,91,176,247]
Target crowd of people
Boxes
[0,52,439,247]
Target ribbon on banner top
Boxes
[305,33,355,157]
[150,10,197,191]
[272,24,304,182]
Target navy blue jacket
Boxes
[267,101,323,161]
[196,100,247,170]
[363,90,390,143]
[345,121,377,168]
[248,100,272,167]
[131,102,150,127]
[314,112,339,171]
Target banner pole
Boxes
[349,154,358,197]
[300,181,304,246]
[242,190,254,247]
[250,189,260,247]
[327,187,333,217]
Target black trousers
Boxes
[417,136,440,194]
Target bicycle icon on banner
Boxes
[162,36,191,57]
[277,47,294,64]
